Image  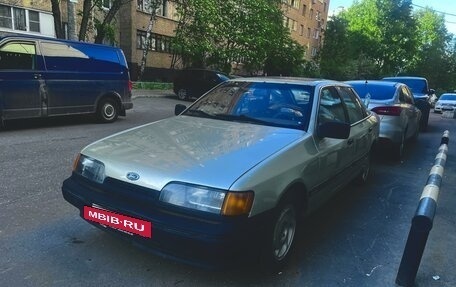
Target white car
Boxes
[62,77,379,271]
[434,93,456,113]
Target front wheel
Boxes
[97,98,118,123]
[262,201,297,272]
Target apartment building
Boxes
[0,0,55,37]
[0,0,329,80]
[282,0,330,60]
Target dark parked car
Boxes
[347,80,421,159]
[382,76,433,129]
[63,77,379,271]
[0,35,133,124]
[173,68,230,100]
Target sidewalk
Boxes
[132,89,175,99]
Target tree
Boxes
[171,0,304,75]
[138,0,162,80]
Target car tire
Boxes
[177,88,188,101]
[262,198,298,273]
[355,150,371,185]
[97,98,118,123]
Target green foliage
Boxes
[172,0,304,75]
[133,82,173,90]
[320,0,456,91]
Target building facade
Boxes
[282,0,330,60]
[0,0,330,80]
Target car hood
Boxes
[82,116,306,191]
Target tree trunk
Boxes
[50,0,64,38]
[138,0,161,81]
[78,0,94,41]
[94,0,123,43]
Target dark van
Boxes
[173,68,230,100]
[0,35,133,125]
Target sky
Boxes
[328,0,456,35]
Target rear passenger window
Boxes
[0,42,36,70]
[337,86,366,124]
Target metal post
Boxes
[395,130,449,287]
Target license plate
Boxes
[83,206,152,238]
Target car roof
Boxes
[382,76,426,81]
[0,34,120,49]
[440,93,456,96]
[346,80,401,87]
[228,76,342,86]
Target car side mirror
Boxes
[317,121,350,139]
[429,88,435,94]
[174,104,186,115]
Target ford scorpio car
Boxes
[62,77,379,270]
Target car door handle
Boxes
[347,138,354,145]
[33,73,42,79]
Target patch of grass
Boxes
[133,82,173,90]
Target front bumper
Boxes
[62,174,270,268]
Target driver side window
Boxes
[318,87,347,125]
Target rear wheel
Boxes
[97,98,118,123]
[177,88,188,100]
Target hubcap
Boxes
[104,104,115,118]
[273,206,296,261]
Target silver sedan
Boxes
[347,80,421,159]
[62,77,379,271]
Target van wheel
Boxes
[177,88,188,100]
[97,98,118,123]
[262,199,297,272]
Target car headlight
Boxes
[73,153,105,184]
[159,183,254,216]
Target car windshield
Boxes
[183,81,314,130]
[439,94,456,101]
[349,83,396,100]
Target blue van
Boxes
[0,35,133,124]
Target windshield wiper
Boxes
[184,110,217,119]
[213,114,274,125]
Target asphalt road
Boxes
[1,92,455,287]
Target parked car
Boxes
[173,68,230,100]
[382,76,433,129]
[347,80,421,159]
[434,93,456,113]
[62,77,379,270]
[0,35,133,124]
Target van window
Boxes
[0,42,36,70]
[41,42,120,72]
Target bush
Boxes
[133,82,173,90]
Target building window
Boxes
[302,4,307,16]
[300,24,304,36]
[310,9,313,20]
[102,0,112,9]
[137,0,153,13]
[13,7,26,31]
[136,30,173,53]
[156,1,168,17]
[28,10,40,32]
[307,27,311,38]
[0,5,12,29]
[292,20,297,31]
[311,47,317,57]
[291,0,300,9]
[0,5,41,33]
